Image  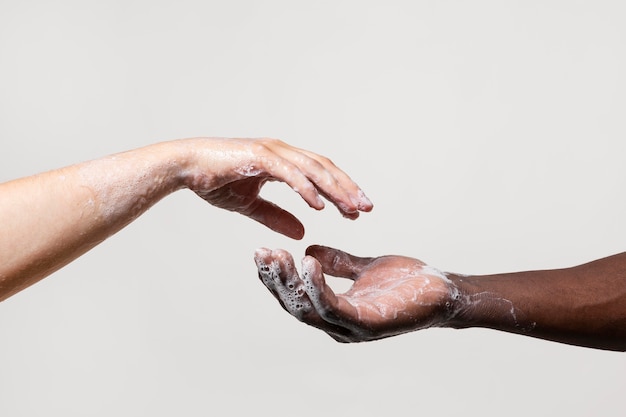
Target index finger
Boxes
[301,255,373,339]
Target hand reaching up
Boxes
[256,245,626,351]
[254,245,455,342]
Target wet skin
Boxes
[0,138,373,301]
[255,245,454,342]
[187,138,373,239]
[255,246,626,351]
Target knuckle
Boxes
[256,137,284,149]
[316,154,334,167]
[249,140,271,156]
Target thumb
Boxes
[305,245,374,280]
[246,198,305,240]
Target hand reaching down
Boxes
[254,245,456,342]
[186,138,373,239]
[0,137,372,301]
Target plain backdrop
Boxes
[1,1,625,416]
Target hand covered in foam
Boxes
[254,245,457,342]
[182,138,372,239]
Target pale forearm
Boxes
[1,138,373,302]
[446,253,626,351]
[0,141,187,301]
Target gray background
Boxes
[1,1,625,416]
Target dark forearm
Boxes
[445,253,626,351]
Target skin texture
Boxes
[255,245,626,351]
[0,138,372,302]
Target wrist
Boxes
[153,140,195,191]
[166,137,226,192]
[145,140,196,191]
[442,273,536,333]
[438,273,472,329]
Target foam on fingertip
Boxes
[255,251,312,320]
[301,256,326,315]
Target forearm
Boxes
[0,141,187,301]
[445,253,626,351]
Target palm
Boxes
[197,177,265,213]
[338,255,451,337]
[197,177,305,239]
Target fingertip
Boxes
[306,245,369,279]
[299,186,325,211]
[273,247,296,265]
[346,189,373,214]
[284,224,305,240]
[303,255,330,288]
[359,203,373,213]
[301,256,326,295]
[315,194,326,210]
[253,247,272,266]
[248,201,305,239]
[254,247,271,258]
[357,189,374,211]
[305,244,332,258]
[302,254,322,273]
